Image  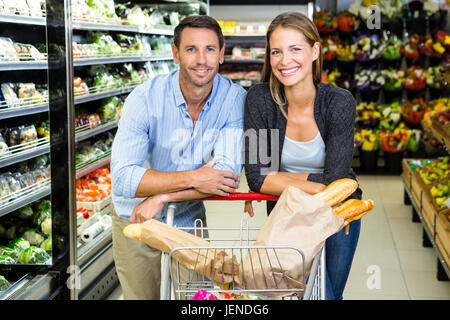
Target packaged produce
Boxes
[0,275,11,292]
[0,82,20,108]
[40,214,51,235]
[6,126,21,147]
[0,255,15,264]
[73,77,89,95]
[36,121,50,140]
[14,43,45,61]
[0,37,19,62]
[0,176,11,201]
[20,125,38,145]
[15,204,34,220]
[18,246,50,264]
[21,229,44,246]
[40,236,51,252]
[0,133,10,156]
[26,0,45,18]
[36,199,51,212]
[17,83,38,99]
[0,245,18,260]
[4,173,21,194]
[15,0,30,16]
[32,208,50,226]
[8,237,30,251]
[31,168,47,185]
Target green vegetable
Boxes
[8,238,30,251]
[0,255,15,264]
[40,237,52,252]
[0,245,18,260]
[18,246,50,264]
[36,199,51,212]
[0,275,11,292]
[41,215,51,235]
[15,205,34,219]
[32,210,50,226]
[22,229,45,246]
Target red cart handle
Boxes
[203,192,279,201]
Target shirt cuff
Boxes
[124,166,147,198]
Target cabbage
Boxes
[0,275,11,292]
[32,210,50,226]
[18,246,50,264]
[0,255,15,264]
[41,215,51,235]
[15,205,33,219]
[0,245,18,260]
[22,229,45,246]
[8,237,30,251]
[40,237,52,252]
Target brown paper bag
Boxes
[240,185,344,296]
[138,219,242,287]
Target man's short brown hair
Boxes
[173,15,224,49]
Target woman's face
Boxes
[269,26,319,88]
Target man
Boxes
[110,15,246,300]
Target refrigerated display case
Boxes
[0,0,208,300]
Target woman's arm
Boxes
[260,172,326,195]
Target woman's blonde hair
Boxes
[260,12,322,116]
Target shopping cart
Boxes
[160,192,326,300]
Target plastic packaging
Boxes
[8,237,30,251]
[21,229,45,246]
[20,125,38,145]
[0,37,19,62]
[0,82,20,108]
[18,246,50,264]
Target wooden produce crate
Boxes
[435,210,450,271]
[421,184,438,235]
[402,158,414,190]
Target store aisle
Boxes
[106,174,450,300]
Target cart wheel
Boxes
[422,228,432,248]
[412,207,420,223]
[437,258,449,282]
[403,189,411,205]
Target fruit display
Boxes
[429,181,450,210]
[416,156,449,185]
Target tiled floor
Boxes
[106,174,450,300]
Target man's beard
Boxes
[179,63,218,88]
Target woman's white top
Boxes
[280,131,326,174]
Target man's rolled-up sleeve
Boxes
[211,90,246,181]
[111,86,150,198]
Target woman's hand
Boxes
[243,191,261,217]
[129,194,168,223]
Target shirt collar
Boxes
[172,69,219,112]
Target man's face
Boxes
[173,27,225,88]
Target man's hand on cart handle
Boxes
[190,160,240,196]
[129,194,168,223]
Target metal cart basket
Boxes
[160,192,326,300]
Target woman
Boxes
[243,12,362,300]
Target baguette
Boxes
[123,223,142,241]
[334,199,374,221]
[313,178,358,207]
[343,209,371,226]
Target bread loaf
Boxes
[123,224,142,241]
[313,178,358,207]
[343,209,371,226]
[334,199,374,221]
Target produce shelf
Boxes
[73,54,172,67]
[0,61,47,71]
[402,175,450,280]
[74,86,135,105]
[0,141,50,169]
[75,121,118,143]
[0,14,46,26]
[0,179,51,218]
[0,103,49,120]
[77,226,112,267]
[72,21,174,36]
